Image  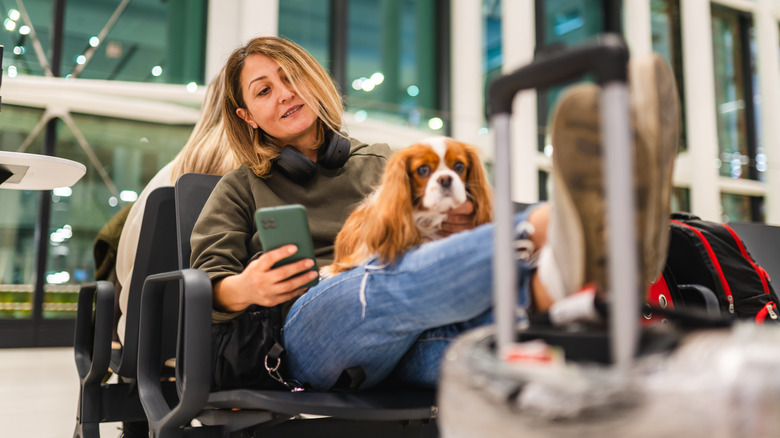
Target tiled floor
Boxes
[0,347,120,438]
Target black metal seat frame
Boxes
[136,173,438,438]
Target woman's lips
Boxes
[282,105,303,118]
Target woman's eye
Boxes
[257,87,270,96]
[453,161,466,174]
[416,165,431,178]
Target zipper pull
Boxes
[728,295,735,314]
[767,303,778,320]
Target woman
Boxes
[190,36,544,390]
[113,67,242,438]
[190,36,677,390]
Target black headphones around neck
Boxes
[273,130,351,183]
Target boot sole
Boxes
[630,54,680,284]
[550,83,608,297]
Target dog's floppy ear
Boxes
[464,143,494,225]
[364,148,421,263]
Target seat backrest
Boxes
[116,186,179,378]
[728,221,780,286]
[175,173,222,269]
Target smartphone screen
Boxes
[255,204,319,288]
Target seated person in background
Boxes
[114,67,241,345]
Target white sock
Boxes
[537,245,569,302]
[549,286,601,326]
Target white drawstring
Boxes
[359,272,369,319]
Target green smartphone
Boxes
[255,204,319,288]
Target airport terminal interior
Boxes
[2,0,780,436]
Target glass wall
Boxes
[345,0,442,131]
[711,5,764,221]
[278,0,447,134]
[672,187,691,215]
[530,0,605,202]
[535,0,604,154]
[651,0,686,152]
[721,192,763,223]
[650,0,689,213]
[0,0,205,345]
[278,0,331,69]
[0,106,44,319]
[0,105,191,321]
[2,0,778,343]
[711,6,757,181]
[1,0,206,84]
[483,0,502,110]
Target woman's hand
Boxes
[213,244,319,312]
[437,200,476,238]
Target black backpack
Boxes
[664,212,779,324]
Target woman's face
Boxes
[236,53,319,149]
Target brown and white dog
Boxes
[325,136,493,275]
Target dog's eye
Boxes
[453,161,466,174]
[416,165,431,178]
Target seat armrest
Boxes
[74,281,115,383]
[137,268,213,437]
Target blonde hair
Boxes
[223,36,345,177]
[170,67,240,180]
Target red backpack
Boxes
[656,212,779,324]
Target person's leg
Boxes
[536,53,679,309]
[284,54,680,391]
[392,205,553,389]
[283,206,546,390]
[379,55,680,388]
[390,309,494,388]
[392,56,680,386]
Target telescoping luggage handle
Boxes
[488,34,638,372]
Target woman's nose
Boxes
[279,85,295,103]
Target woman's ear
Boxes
[236,108,258,129]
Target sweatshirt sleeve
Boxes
[190,169,257,284]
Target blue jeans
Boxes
[282,209,534,389]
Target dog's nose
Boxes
[438,175,452,188]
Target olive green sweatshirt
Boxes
[190,138,392,322]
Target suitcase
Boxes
[438,34,780,438]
